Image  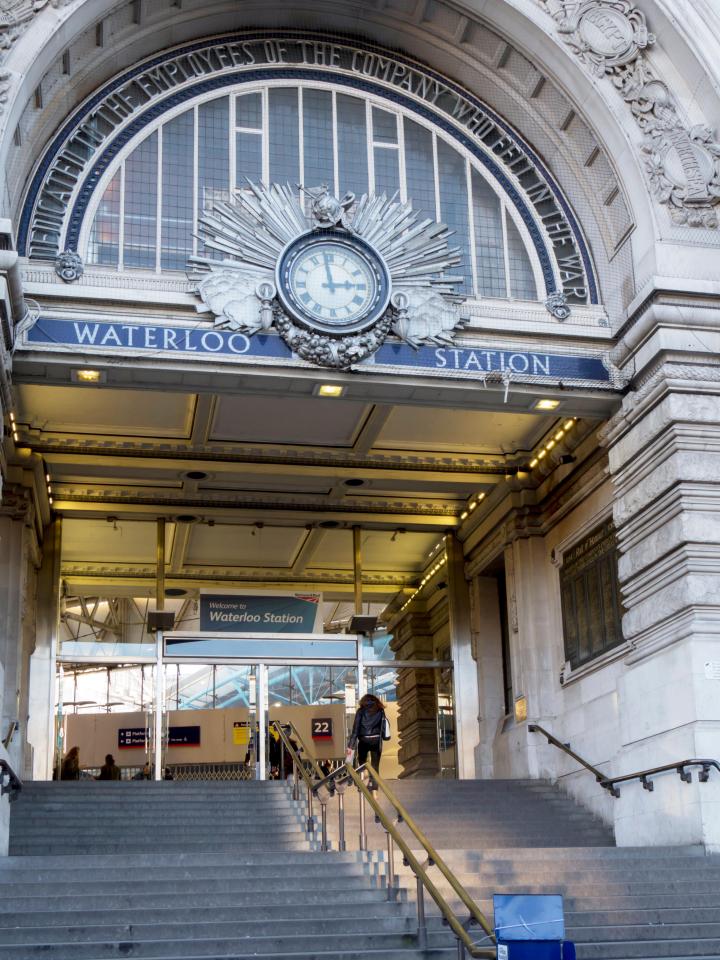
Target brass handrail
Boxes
[370,767,495,941]
[270,719,324,836]
[530,722,720,798]
[270,719,325,783]
[343,763,495,958]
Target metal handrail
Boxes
[530,722,720,798]
[312,761,495,958]
[270,719,325,782]
[0,748,22,801]
[270,720,323,835]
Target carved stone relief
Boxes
[0,1,70,61]
[538,0,720,227]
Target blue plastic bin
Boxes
[494,895,576,960]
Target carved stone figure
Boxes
[54,250,84,283]
[0,0,69,60]
[544,291,571,320]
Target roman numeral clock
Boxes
[192,182,466,369]
[277,230,390,334]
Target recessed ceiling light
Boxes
[316,384,345,398]
[184,471,208,481]
[176,515,198,523]
[533,398,560,411]
[165,588,187,597]
[344,478,364,487]
[73,369,103,384]
[319,519,340,528]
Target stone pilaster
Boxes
[604,345,720,849]
[390,609,440,778]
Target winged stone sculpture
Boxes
[190,181,467,368]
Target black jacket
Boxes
[348,706,385,748]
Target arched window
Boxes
[86,83,539,300]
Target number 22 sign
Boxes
[311,717,334,740]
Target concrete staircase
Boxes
[328,781,720,960]
[327,778,615,850]
[2,778,719,959]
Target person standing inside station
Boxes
[96,754,121,780]
[346,694,388,789]
[60,746,81,780]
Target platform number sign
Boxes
[311,717,334,740]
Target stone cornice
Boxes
[52,487,459,518]
[60,561,412,587]
[26,437,520,473]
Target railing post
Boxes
[386,831,396,901]
[416,874,427,948]
[306,779,315,834]
[292,761,300,802]
[319,794,329,851]
[337,787,346,851]
[358,786,368,851]
[456,937,466,959]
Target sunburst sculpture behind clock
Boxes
[190,181,466,369]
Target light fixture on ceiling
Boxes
[528,417,578,469]
[176,515,198,523]
[72,369,104,384]
[315,384,345,398]
[344,478,364,487]
[533,398,560,411]
[164,588,187,597]
[319,519,340,528]
[184,471,208,481]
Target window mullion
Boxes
[118,162,125,272]
[192,106,199,258]
[298,86,305,189]
[332,91,339,197]
[501,204,511,298]
[229,97,236,196]
[156,125,163,274]
[397,113,407,204]
[366,100,375,196]
[432,132,441,221]
[465,159,478,298]
[262,87,270,185]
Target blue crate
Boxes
[496,942,576,959]
[494,894,575,959]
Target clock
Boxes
[276,229,391,335]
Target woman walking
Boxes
[60,746,81,780]
[346,694,388,789]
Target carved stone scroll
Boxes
[538,0,720,227]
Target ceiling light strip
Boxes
[528,417,577,469]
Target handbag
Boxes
[381,713,391,741]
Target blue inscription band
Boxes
[25,316,612,385]
[373,342,611,383]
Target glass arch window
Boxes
[87,84,539,300]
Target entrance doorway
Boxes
[56,648,455,781]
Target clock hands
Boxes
[322,253,336,294]
[321,280,365,291]
[321,253,366,295]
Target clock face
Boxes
[276,230,391,334]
